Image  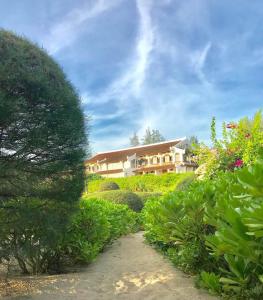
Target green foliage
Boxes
[0,198,73,274]
[195,111,263,178]
[84,190,143,212]
[0,31,87,275]
[0,30,87,203]
[129,132,140,147]
[143,180,217,274]
[210,117,217,146]
[135,192,162,204]
[143,159,263,299]
[99,181,120,191]
[203,160,263,298]
[175,173,196,191]
[87,173,190,193]
[86,173,102,182]
[142,127,165,145]
[198,272,222,295]
[61,199,140,264]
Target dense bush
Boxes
[0,198,140,272]
[143,179,217,273]
[86,173,102,182]
[87,173,192,193]
[143,160,263,299]
[0,31,86,274]
[99,181,120,191]
[175,173,196,191]
[0,198,75,274]
[135,192,162,204]
[60,198,140,264]
[195,111,263,179]
[0,30,86,202]
[84,191,143,212]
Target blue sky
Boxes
[1,0,263,153]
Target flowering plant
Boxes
[195,110,263,178]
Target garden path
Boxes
[5,232,216,300]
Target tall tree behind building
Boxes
[129,132,140,146]
[142,127,165,145]
[129,128,165,146]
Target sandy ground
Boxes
[2,232,217,300]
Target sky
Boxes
[1,0,263,154]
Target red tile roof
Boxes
[86,138,185,164]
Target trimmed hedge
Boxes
[135,192,162,204]
[99,181,120,191]
[84,190,143,212]
[87,173,193,193]
[61,198,140,264]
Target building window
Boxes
[164,155,171,163]
[152,156,158,164]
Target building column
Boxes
[172,153,176,163]
[147,156,151,165]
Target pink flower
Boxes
[245,133,251,139]
[234,159,243,168]
[226,123,237,129]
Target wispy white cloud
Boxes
[192,42,212,86]
[44,0,122,54]
[1,0,263,154]
[83,0,156,151]
[44,0,263,153]
[85,0,154,106]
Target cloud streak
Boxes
[2,0,262,153]
[87,0,154,105]
[44,0,122,54]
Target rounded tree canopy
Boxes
[0,30,87,203]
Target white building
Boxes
[86,138,197,178]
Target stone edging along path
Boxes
[4,232,217,300]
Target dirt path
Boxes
[4,232,216,300]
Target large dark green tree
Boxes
[0,30,87,273]
[0,30,87,203]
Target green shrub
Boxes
[135,192,162,204]
[0,30,86,203]
[195,111,263,178]
[61,198,140,264]
[87,173,191,193]
[142,180,217,274]
[0,31,86,275]
[175,173,196,191]
[198,272,222,295]
[86,173,102,182]
[0,198,74,274]
[142,160,263,299]
[84,190,143,212]
[203,161,263,298]
[99,181,120,191]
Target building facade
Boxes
[86,138,197,178]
